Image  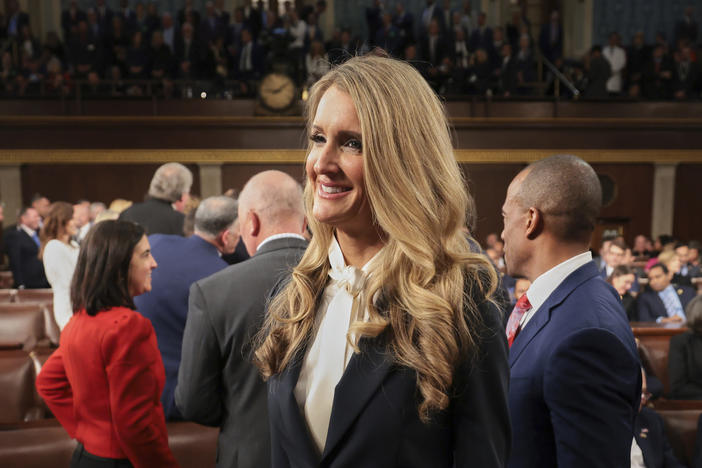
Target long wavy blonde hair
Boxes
[254,55,498,421]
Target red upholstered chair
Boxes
[0,303,50,351]
[0,350,43,423]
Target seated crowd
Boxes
[0,0,701,99]
[1,160,702,466]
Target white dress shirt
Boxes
[43,239,79,330]
[630,436,646,468]
[256,232,306,252]
[603,45,626,93]
[521,251,592,329]
[294,236,381,454]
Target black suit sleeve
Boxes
[174,281,224,425]
[452,300,511,467]
[637,295,657,322]
[5,231,24,287]
[668,334,702,399]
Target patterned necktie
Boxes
[506,294,532,348]
[659,286,685,321]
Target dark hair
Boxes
[70,220,145,316]
[17,206,33,219]
[31,193,48,203]
[39,202,74,259]
[649,262,669,275]
[609,238,627,252]
[518,154,602,243]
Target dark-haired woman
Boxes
[36,220,179,468]
[607,265,637,321]
[40,201,79,330]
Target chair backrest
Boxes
[0,350,42,424]
[658,408,702,467]
[0,303,49,351]
[29,348,57,418]
[15,289,53,304]
[0,271,14,289]
[0,289,17,303]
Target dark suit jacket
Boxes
[119,197,185,236]
[635,407,686,468]
[267,283,511,467]
[636,286,696,322]
[668,331,702,400]
[134,234,228,420]
[508,261,641,467]
[176,237,308,468]
[5,228,49,288]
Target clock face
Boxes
[260,73,296,111]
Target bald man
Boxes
[501,155,640,468]
[175,170,308,468]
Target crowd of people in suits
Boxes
[1,0,701,100]
[3,57,702,467]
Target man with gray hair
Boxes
[119,162,193,235]
[176,170,308,468]
[134,195,239,420]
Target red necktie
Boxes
[506,294,532,348]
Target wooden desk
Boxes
[632,322,689,396]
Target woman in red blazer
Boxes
[36,220,179,468]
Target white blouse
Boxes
[294,236,381,454]
[43,239,79,330]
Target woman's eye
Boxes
[310,134,325,144]
[345,139,362,151]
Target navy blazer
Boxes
[635,407,686,468]
[134,234,228,420]
[508,261,641,468]
[5,228,49,289]
[636,286,696,322]
[267,296,511,467]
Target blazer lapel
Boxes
[275,355,320,466]
[321,336,393,461]
[509,261,600,368]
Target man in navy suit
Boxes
[636,263,696,323]
[5,206,49,289]
[501,154,640,467]
[134,195,240,420]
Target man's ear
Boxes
[248,210,260,237]
[525,207,543,240]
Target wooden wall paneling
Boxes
[461,163,526,244]
[221,164,306,194]
[674,164,702,242]
[19,164,201,207]
[590,163,655,246]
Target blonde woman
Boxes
[255,54,510,467]
[40,202,79,330]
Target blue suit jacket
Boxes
[508,261,641,468]
[636,286,697,322]
[134,234,227,420]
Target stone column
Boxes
[0,165,23,224]
[198,163,223,199]
[651,163,677,240]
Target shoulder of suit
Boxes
[95,307,153,345]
